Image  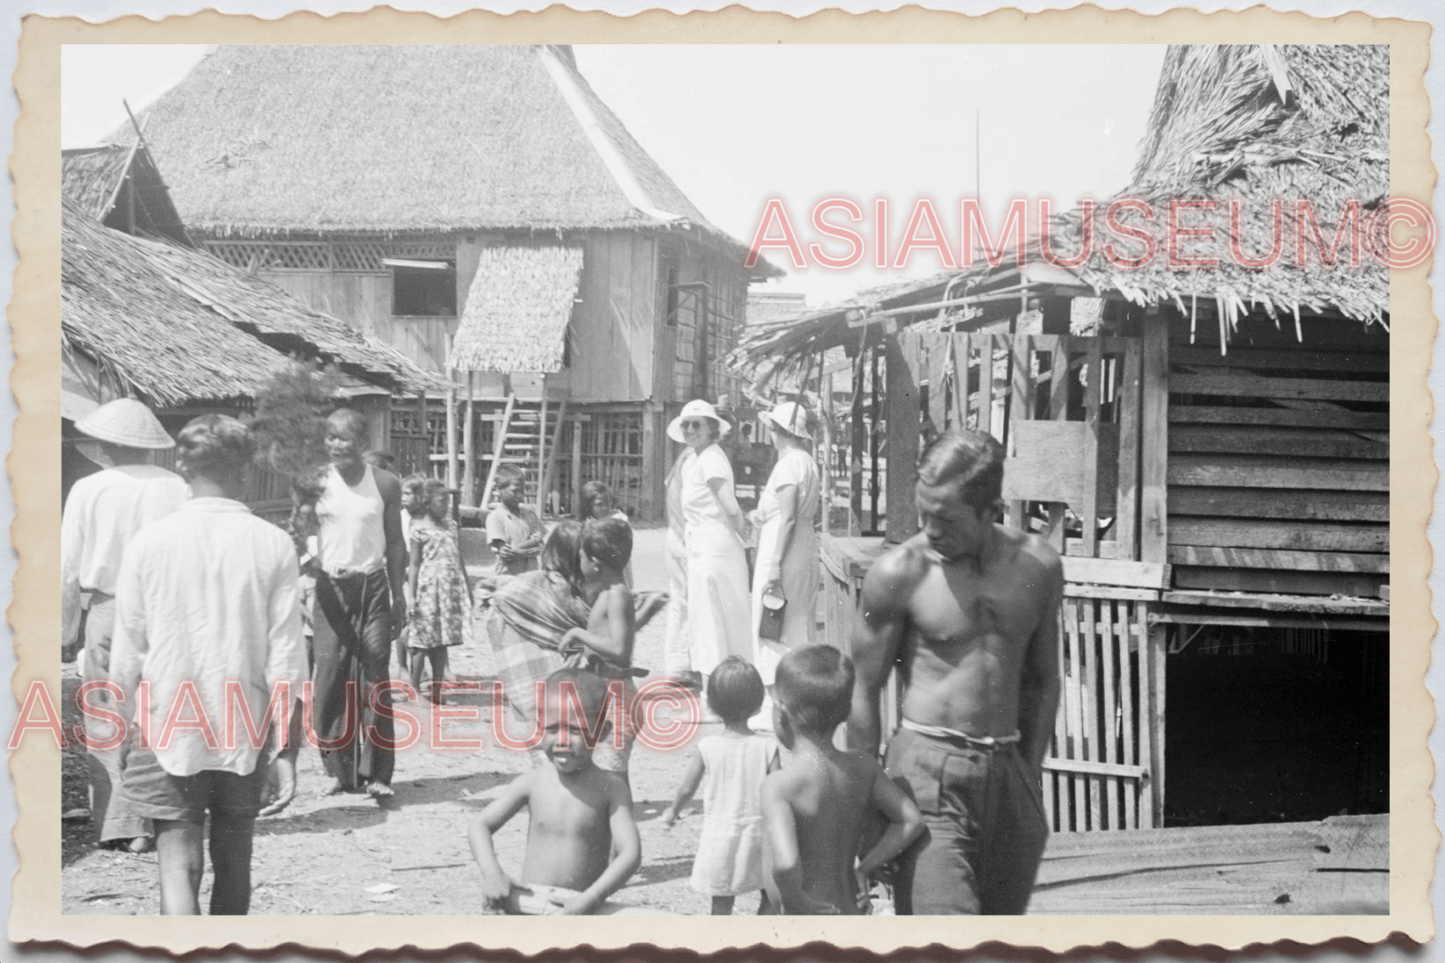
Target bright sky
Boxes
[62,44,1166,306]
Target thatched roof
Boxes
[116,45,776,276]
[450,246,585,373]
[734,44,1389,383]
[61,143,191,246]
[62,195,444,407]
[1053,43,1388,328]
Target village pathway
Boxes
[60,527,754,917]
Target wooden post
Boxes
[1046,335,1070,551]
[1147,621,1168,826]
[849,347,865,537]
[415,392,428,477]
[462,372,476,505]
[1081,337,1102,557]
[571,411,584,516]
[1007,330,1032,529]
[884,328,921,543]
[820,373,835,537]
[1139,314,1170,565]
[1115,340,1143,560]
[542,398,568,520]
[869,346,883,531]
[445,374,459,490]
[536,381,549,518]
[639,402,661,521]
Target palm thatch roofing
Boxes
[734,44,1389,383]
[61,143,191,247]
[62,195,445,408]
[450,246,586,373]
[116,45,777,277]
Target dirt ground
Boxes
[60,526,761,917]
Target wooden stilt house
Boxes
[122,44,778,518]
[734,44,1393,834]
[60,192,444,516]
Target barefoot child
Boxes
[408,478,471,703]
[560,517,643,779]
[468,668,655,915]
[662,657,779,915]
[487,465,544,576]
[761,645,925,915]
[575,480,633,587]
[396,475,427,676]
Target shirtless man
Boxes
[847,428,1063,915]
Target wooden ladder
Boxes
[478,391,568,514]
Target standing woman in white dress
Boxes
[670,399,753,677]
[750,401,821,690]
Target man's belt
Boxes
[901,717,1022,751]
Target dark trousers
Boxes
[885,726,1050,915]
[312,570,394,789]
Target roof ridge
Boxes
[534,45,682,226]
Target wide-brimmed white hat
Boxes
[760,400,812,442]
[74,398,175,450]
[667,399,731,444]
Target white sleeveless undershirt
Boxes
[316,464,387,576]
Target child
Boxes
[397,474,427,676]
[575,480,633,587]
[560,517,640,779]
[662,657,779,915]
[408,478,471,703]
[760,645,925,915]
[468,668,653,915]
[487,465,544,577]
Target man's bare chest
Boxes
[905,563,1044,654]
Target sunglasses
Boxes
[681,419,711,430]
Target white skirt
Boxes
[685,522,754,677]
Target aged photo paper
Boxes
[9,3,1436,955]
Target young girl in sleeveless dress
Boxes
[408,478,471,703]
[661,657,778,914]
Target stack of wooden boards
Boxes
[1031,813,1388,914]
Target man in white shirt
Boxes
[61,398,189,851]
[109,414,308,915]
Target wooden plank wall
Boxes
[1165,314,1389,598]
[568,232,656,403]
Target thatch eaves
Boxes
[62,196,444,408]
[118,45,777,276]
[733,44,1390,385]
[134,235,448,394]
[62,143,192,247]
[451,246,586,373]
[1050,43,1389,329]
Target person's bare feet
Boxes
[365,781,394,800]
[323,777,346,796]
[127,836,154,854]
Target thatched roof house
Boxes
[736,44,1388,382]
[62,194,442,409]
[118,44,777,518]
[62,142,190,247]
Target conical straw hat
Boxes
[74,398,175,450]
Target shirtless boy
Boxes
[847,428,1063,915]
[468,668,645,915]
[760,646,924,915]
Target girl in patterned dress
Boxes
[408,478,471,703]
